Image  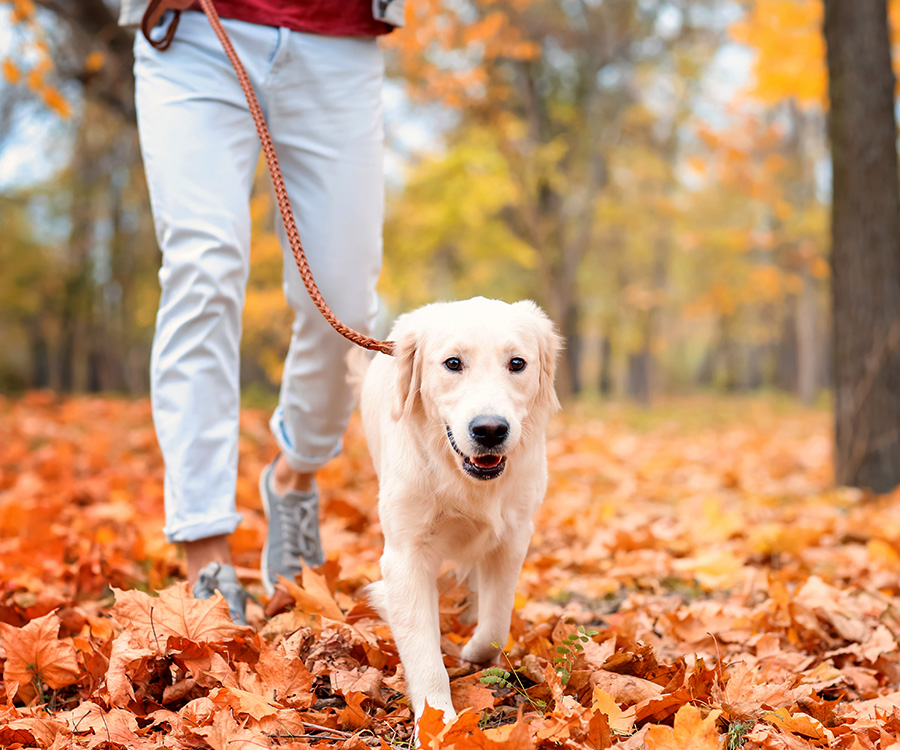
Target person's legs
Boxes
[135,13,281,585]
[260,32,385,586]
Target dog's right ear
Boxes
[514,299,563,413]
[391,326,421,421]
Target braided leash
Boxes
[142,0,396,356]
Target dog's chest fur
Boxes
[401,468,537,560]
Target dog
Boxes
[360,297,562,724]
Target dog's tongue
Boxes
[472,455,502,469]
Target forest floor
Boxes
[2,392,900,749]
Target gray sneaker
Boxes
[260,457,325,595]
[192,562,249,626]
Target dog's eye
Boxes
[444,357,463,372]
[509,357,527,372]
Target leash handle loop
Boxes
[142,0,396,356]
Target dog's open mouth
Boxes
[445,427,507,480]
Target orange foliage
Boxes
[733,0,900,106]
[2,393,900,746]
[2,0,73,119]
[2,59,20,85]
[383,0,539,106]
[40,85,71,119]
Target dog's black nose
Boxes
[469,416,510,449]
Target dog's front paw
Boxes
[460,638,501,664]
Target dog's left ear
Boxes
[391,320,422,421]
[515,300,563,413]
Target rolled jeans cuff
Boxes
[269,405,343,474]
[163,511,244,544]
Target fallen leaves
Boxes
[0,612,79,703]
[644,705,721,750]
[1,393,900,748]
[111,584,247,644]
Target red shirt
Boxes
[207,0,392,37]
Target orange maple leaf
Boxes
[644,704,722,750]
[338,690,371,730]
[191,709,260,750]
[450,675,496,713]
[111,583,247,645]
[104,632,156,706]
[58,701,141,746]
[209,686,279,721]
[0,611,80,704]
[249,643,314,708]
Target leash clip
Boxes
[141,0,196,51]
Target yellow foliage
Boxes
[382,125,539,308]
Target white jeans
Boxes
[134,12,384,543]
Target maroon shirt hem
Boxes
[197,0,393,37]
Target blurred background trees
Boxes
[0,0,899,485]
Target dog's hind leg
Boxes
[459,569,478,626]
[460,532,530,664]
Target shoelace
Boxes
[280,494,321,565]
[193,563,251,625]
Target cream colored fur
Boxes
[360,297,562,725]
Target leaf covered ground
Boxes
[2,393,900,749]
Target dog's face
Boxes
[391,298,562,482]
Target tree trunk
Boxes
[627,351,650,404]
[824,0,900,492]
[775,299,798,392]
[719,315,740,392]
[562,301,582,397]
[598,334,613,396]
[28,321,50,388]
[796,266,819,405]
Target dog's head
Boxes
[390,297,562,482]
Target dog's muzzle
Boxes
[445,426,507,480]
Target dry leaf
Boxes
[0,611,79,703]
[111,584,246,644]
[644,705,722,750]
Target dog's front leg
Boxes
[460,531,530,664]
[381,545,456,722]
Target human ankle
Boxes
[184,534,233,584]
[273,457,315,494]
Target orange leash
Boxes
[141,0,396,356]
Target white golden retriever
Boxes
[360,297,562,723]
